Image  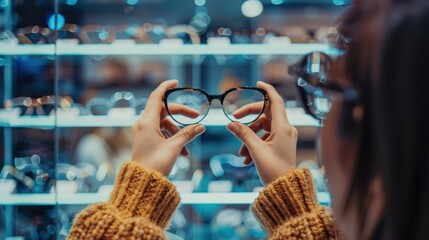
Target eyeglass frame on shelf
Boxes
[3,95,74,116]
[163,87,269,126]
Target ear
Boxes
[352,105,364,124]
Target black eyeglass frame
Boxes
[163,87,269,126]
[288,52,358,121]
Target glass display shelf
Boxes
[0,192,331,205]
[0,108,321,128]
[0,43,338,56]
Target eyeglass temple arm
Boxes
[0,165,34,189]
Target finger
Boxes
[168,124,206,151]
[239,131,270,158]
[161,118,180,134]
[161,119,189,156]
[238,116,269,157]
[161,103,200,119]
[227,122,263,150]
[257,81,289,127]
[232,102,265,119]
[141,80,179,124]
[264,101,272,121]
[248,115,271,133]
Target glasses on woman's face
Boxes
[289,52,358,121]
[163,87,268,125]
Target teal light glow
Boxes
[332,0,346,6]
[0,0,9,8]
[126,0,138,5]
[47,14,65,30]
[195,0,206,6]
[271,0,284,5]
[66,0,78,5]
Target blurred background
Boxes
[0,0,349,239]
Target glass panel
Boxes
[0,1,57,239]
[0,0,346,238]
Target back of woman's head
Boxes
[339,0,429,239]
[377,2,429,239]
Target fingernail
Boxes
[227,122,239,134]
[194,125,206,134]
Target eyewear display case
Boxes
[0,0,348,239]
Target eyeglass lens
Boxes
[222,89,265,123]
[165,90,210,125]
[298,78,331,119]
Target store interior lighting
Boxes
[241,0,264,18]
[332,0,346,6]
[271,0,284,5]
[66,0,78,5]
[194,0,206,7]
[126,0,138,5]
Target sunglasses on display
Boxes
[209,153,262,192]
[212,208,266,239]
[3,96,73,116]
[0,160,115,194]
[289,51,358,121]
[85,91,148,116]
[7,23,349,45]
[163,87,269,126]
[0,163,53,193]
[1,93,148,117]
[11,23,201,45]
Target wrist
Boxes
[132,157,172,177]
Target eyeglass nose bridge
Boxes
[206,95,224,104]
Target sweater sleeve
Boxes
[252,168,341,239]
[67,161,180,240]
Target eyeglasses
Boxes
[289,52,358,121]
[3,96,73,116]
[209,153,262,192]
[16,25,55,44]
[212,208,266,239]
[163,87,268,125]
[85,91,148,116]
[12,23,201,45]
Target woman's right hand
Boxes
[131,80,205,176]
[226,81,298,185]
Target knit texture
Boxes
[252,168,341,239]
[67,161,180,240]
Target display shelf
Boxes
[0,192,331,205]
[0,108,321,127]
[0,43,339,56]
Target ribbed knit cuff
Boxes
[252,168,319,233]
[108,161,180,229]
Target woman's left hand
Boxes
[131,80,206,176]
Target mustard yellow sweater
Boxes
[68,161,340,239]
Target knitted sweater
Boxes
[67,161,340,239]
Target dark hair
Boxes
[339,1,429,239]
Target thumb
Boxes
[227,122,262,150]
[168,124,206,150]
